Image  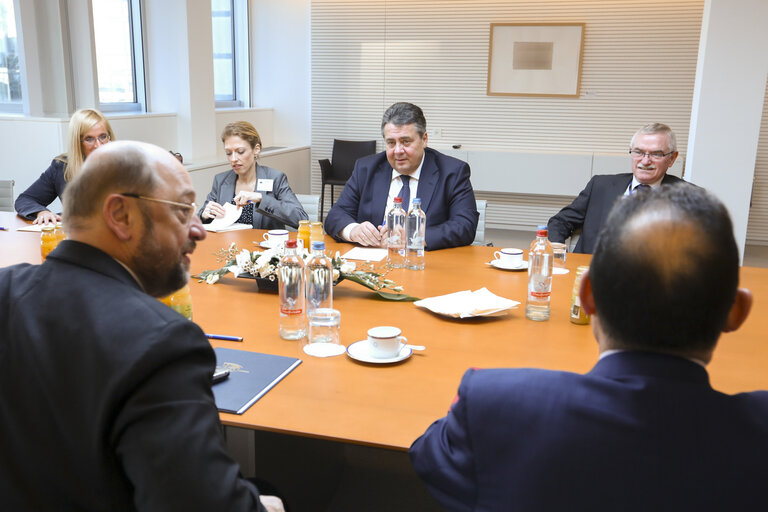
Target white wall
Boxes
[251,0,311,147]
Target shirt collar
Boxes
[390,152,425,182]
[599,348,707,368]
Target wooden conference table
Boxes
[3,211,768,452]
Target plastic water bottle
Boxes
[406,197,426,270]
[387,197,406,268]
[306,240,333,315]
[526,226,554,321]
[279,239,306,339]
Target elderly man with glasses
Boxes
[0,141,283,511]
[547,123,684,254]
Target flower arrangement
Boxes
[193,243,419,301]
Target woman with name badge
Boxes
[199,121,307,231]
[15,108,116,224]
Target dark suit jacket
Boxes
[548,173,685,253]
[410,352,768,511]
[199,164,308,229]
[15,157,67,219]
[0,241,265,511]
[324,147,478,250]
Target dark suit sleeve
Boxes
[547,176,598,243]
[15,160,65,220]
[409,369,478,511]
[424,161,478,250]
[256,171,309,228]
[323,160,367,240]
[113,320,266,511]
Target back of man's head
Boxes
[63,141,159,231]
[590,183,738,354]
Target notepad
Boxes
[211,347,302,414]
[341,247,388,262]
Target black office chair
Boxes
[318,139,377,221]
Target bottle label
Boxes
[529,291,551,299]
[280,307,303,315]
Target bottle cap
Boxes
[412,198,421,205]
[311,241,325,250]
[285,239,298,248]
[393,197,402,203]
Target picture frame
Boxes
[487,23,585,98]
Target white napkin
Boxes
[414,287,520,318]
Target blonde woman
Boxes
[200,121,307,229]
[15,108,115,224]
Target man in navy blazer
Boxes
[548,123,685,253]
[324,102,478,250]
[410,183,766,511]
[0,142,282,511]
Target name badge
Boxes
[257,179,274,192]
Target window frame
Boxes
[213,0,250,109]
[0,0,22,113]
[95,0,146,113]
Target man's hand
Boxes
[33,210,60,225]
[350,221,384,246]
[260,495,285,512]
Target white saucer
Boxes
[346,340,412,364]
[258,240,285,249]
[488,259,528,271]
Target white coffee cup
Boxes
[263,229,289,247]
[493,248,523,266]
[367,326,407,359]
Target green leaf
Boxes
[375,290,421,301]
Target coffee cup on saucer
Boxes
[493,248,523,267]
[263,229,289,247]
[367,326,407,359]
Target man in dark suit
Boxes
[0,141,282,511]
[324,102,478,250]
[410,183,767,511]
[548,123,684,253]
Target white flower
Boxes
[205,273,220,285]
[235,249,252,270]
[332,269,340,281]
[340,261,356,274]
[254,253,273,276]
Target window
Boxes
[211,0,249,108]
[92,0,145,112]
[0,0,21,113]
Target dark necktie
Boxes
[634,184,651,194]
[398,175,411,211]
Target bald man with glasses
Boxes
[0,141,282,511]
[547,123,685,254]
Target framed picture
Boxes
[487,23,585,98]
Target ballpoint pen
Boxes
[205,333,244,342]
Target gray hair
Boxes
[630,123,677,153]
[380,102,427,137]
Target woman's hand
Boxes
[34,210,61,225]
[233,191,262,207]
[201,201,226,220]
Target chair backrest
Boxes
[0,180,14,212]
[473,199,487,245]
[328,139,377,182]
[295,194,321,223]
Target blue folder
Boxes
[212,347,302,414]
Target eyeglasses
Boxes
[629,149,674,160]
[120,193,197,224]
[82,133,111,146]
